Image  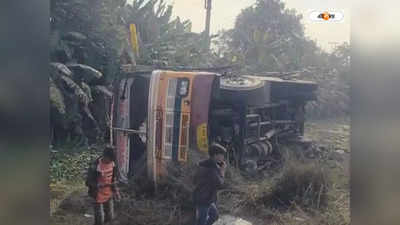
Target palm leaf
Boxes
[60,75,90,106]
[49,77,66,114]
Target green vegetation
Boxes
[50,147,100,183]
[262,160,330,211]
[49,1,350,224]
[50,0,350,146]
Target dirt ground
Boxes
[305,117,350,176]
[50,118,350,225]
[306,117,350,152]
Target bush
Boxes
[261,160,330,211]
[49,148,100,183]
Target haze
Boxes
[165,0,350,52]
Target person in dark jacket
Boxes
[86,145,121,225]
[193,143,227,225]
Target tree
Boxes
[218,0,306,74]
[51,0,129,83]
[49,0,217,146]
[213,0,351,118]
[122,0,214,67]
[50,0,130,147]
[330,42,350,85]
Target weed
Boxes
[261,159,331,211]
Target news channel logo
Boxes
[307,10,345,23]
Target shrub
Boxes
[262,159,330,211]
[49,148,100,183]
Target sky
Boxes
[165,0,350,52]
[127,0,350,52]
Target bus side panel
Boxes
[147,71,162,185]
[190,75,215,153]
[115,78,134,184]
[156,72,169,179]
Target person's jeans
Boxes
[94,198,114,225]
[195,203,219,225]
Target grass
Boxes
[50,119,350,225]
[50,181,86,216]
[261,159,330,211]
[49,146,101,183]
[215,139,349,225]
[49,145,101,219]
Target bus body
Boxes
[112,70,317,185]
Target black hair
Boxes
[103,145,115,161]
[209,143,227,157]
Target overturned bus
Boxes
[111,70,317,185]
